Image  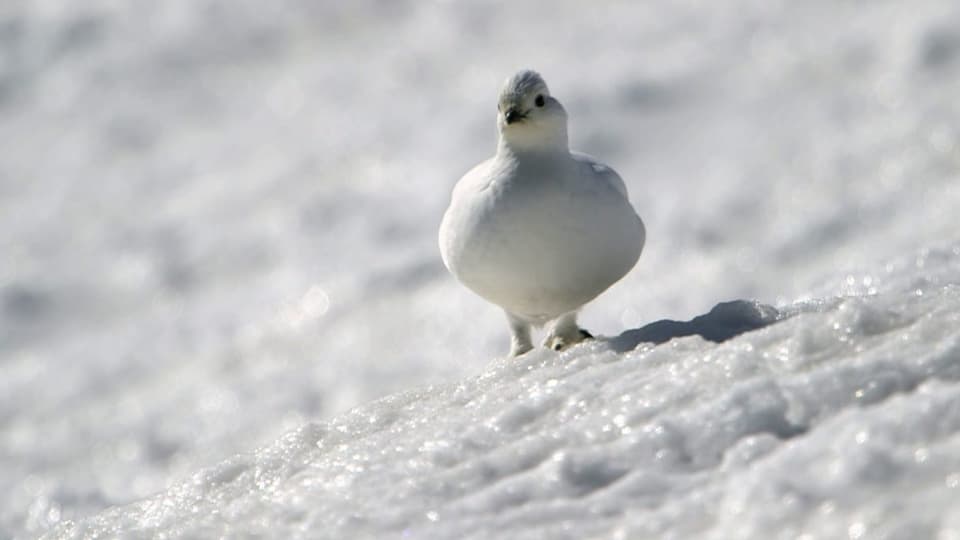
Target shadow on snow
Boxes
[609,300,785,353]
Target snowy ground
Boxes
[45,250,960,538]
[3,0,960,538]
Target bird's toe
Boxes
[545,328,593,352]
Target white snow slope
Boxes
[47,248,960,539]
[3,0,960,538]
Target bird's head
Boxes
[496,70,568,152]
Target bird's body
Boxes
[439,70,645,356]
[441,150,641,322]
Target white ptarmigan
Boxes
[439,70,645,356]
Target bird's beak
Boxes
[504,108,524,125]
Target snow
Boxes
[2,0,960,538]
[42,253,960,538]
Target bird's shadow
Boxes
[608,300,786,353]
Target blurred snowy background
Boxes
[2,0,960,538]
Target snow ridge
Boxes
[47,247,960,540]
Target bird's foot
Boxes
[510,341,534,357]
[544,328,593,351]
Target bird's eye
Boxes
[535,95,545,107]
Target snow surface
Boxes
[3,0,960,538]
[42,247,960,539]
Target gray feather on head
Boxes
[499,70,550,103]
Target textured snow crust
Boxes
[49,246,960,540]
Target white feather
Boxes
[439,70,645,354]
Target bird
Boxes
[439,70,645,357]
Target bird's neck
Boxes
[497,127,569,157]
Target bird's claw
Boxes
[545,329,594,351]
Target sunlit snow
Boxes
[46,253,960,538]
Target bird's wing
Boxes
[452,157,498,197]
[570,151,629,198]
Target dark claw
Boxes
[579,329,594,340]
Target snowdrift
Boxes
[47,247,960,539]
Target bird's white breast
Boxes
[440,152,644,323]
